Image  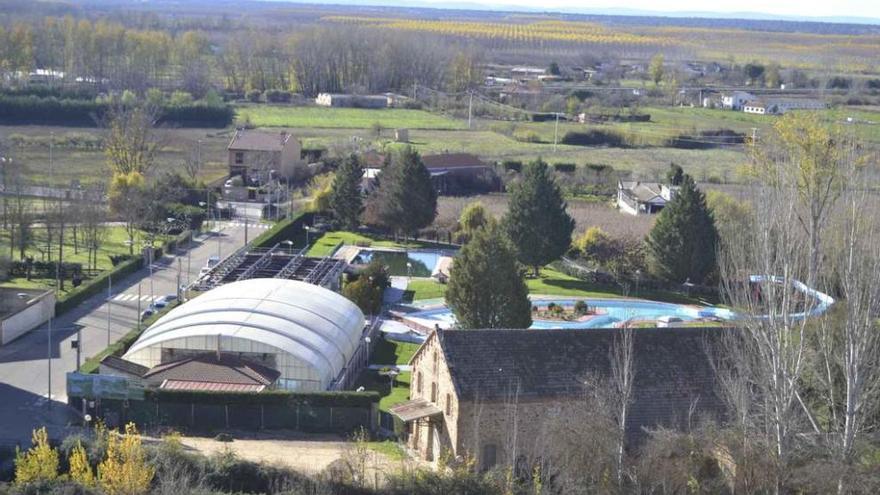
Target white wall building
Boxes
[721,91,755,110]
[123,279,366,391]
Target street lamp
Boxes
[304,225,311,247]
[406,261,413,280]
[281,239,294,256]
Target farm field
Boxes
[0,125,234,187]
[235,105,467,130]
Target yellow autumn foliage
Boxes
[98,423,154,495]
[68,440,96,488]
[14,427,59,485]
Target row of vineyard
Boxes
[321,16,676,47]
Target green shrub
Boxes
[56,257,144,316]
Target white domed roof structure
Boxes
[123,278,365,391]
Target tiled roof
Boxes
[421,153,490,170]
[228,129,292,152]
[159,380,267,393]
[438,327,728,436]
[144,353,281,388]
[619,181,664,203]
[100,355,149,377]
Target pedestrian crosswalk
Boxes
[112,294,160,302]
[225,221,271,230]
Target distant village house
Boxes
[227,129,305,184]
[315,93,389,108]
[616,180,679,215]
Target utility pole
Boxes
[106,274,112,346]
[177,257,182,302]
[197,139,202,177]
[137,281,141,331]
[467,91,473,129]
[553,112,560,153]
[47,259,59,409]
[244,214,249,245]
[751,127,758,145]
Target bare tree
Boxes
[719,178,818,493]
[610,325,635,487]
[102,103,162,177]
[810,178,880,493]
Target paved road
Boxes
[0,219,269,443]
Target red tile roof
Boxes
[159,380,267,393]
[421,153,489,170]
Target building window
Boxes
[234,152,244,164]
[433,350,438,374]
[445,393,452,415]
[431,382,438,403]
[481,444,497,471]
[416,372,422,395]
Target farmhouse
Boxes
[421,152,499,194]
[315,93,389,108]
[122,279,367,391]
[721,91,755,110]
[361,152,499,194]
[227,129,304,183]
[616,180,679,215]
[392,328,726,468]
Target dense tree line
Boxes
[0,16,473,97]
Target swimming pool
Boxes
[351,249,443,277]
[403,297,737,330]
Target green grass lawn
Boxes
[355,369,411,413]
[0,225,165,294]
[406,279,447,301]
[236,105,466,130]
[370,338,421,365]
[307,231,453,257]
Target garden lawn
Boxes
[0,225,165,295]
[355,369,412,413]
[528,266,707,305]
[236,105,466,130]
[370,338,421,366]
[406,279,446,301]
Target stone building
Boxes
[391,327,727,470]
[227,129,304,183]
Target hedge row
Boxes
[149,389,380,407]
[56,256,144,315]
[0,96,233,128]
[251,211,314,248]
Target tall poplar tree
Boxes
[329,154,364,230]
[646,175,718,283]
[446,224,532,329]
[503,159,575,276]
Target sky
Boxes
[410,0,880,20]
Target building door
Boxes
[431,423,442,461]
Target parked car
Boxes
[206,255,220,267]
[140,308,155,322]
[152,294,178,309]
[199,266,213,278]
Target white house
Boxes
[617,181,679,216]
[743,100,769,114]
[721,91,755,110]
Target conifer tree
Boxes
[329,153,364,230]
[364,147,436,239]
[646,175,718,283]
[503,159,574,276]
[446,223,532,329]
